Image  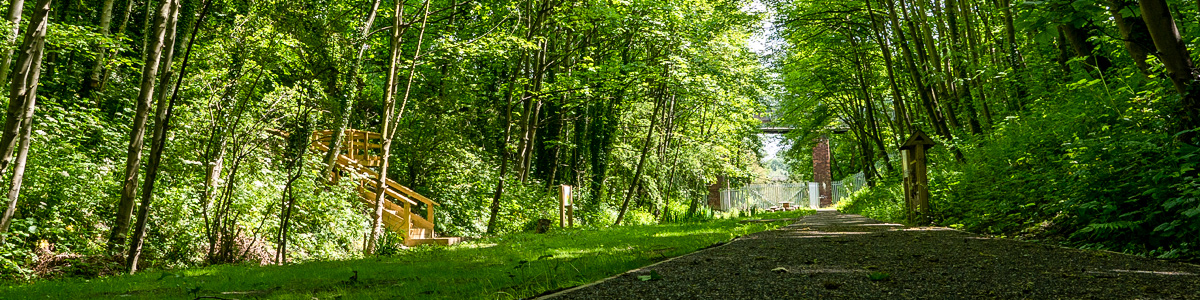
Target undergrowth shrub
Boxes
[922,76,1200,261]
[837,177,904,223]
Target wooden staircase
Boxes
[305,129,460,247]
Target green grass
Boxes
[836,181,905,224]
[1,209,812,299]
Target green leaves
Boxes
[637,270,662,281]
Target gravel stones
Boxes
[543,211,1200,299]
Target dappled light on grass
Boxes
[0,216,802,299]
[651,228,726,238]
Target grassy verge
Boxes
[1,210,811,299]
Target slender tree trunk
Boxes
[947,0,982,134]
[886,0,950,139]
[139,0,153,63]
[1110,0,1153,76]
[1,96,36,242]
[997,0,1026,111]
[368,0,429,253]
[1056,27,1072,74]
[277,114,310,265]
[366,0,408,255]
[1140,0,1200,143]
[0,0,25,89]
[81,0,117,98]
[866,0,909,137]
[614,80,666,226]
[322,0,382,182]
[98,0,137,89]
[1059,24,1113,74]
[0,0,49,240]
[486,80,515,234]
[108,0,171,256]
[126,0,183,273]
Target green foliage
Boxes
[867,271,890,281]
[837,177,905,224]
[0,0,771,280]
[0,217,792,299]
[767,0,1200,262]
[926,69,1200,260]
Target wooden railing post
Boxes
[402,201,412,239]
[426,203,434,229]
[559,185,573,227]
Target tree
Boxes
[367,0,431,254]
[108,0,178,256]
[1139,0,1200,144]
[0,0,51,241]
[0,0,24,89]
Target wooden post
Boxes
[347,130,356,162]
[426,202,434,229]
[559,185,573,227]
[401,201,412,239]
[899,130,937,225]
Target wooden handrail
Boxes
[331,152,440,207]
[278,128,442,241]
[335,154,437,205]
[410,213,434,230]
[359,178,419,206]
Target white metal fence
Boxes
[718,183,809,211]
[832,172,867,204]
[716,172,869,211]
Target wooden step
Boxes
[304,129,464,247]
[404,237,461,247]
[409,227,430,239]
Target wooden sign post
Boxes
[900,130,937,225]
[559,185,573,227]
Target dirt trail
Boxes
[542,210,1200,299]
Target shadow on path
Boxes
[542,211,1200,299]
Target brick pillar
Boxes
[813,136,832,207]
[707,175,725,209]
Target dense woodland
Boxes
[767,0,1200,260]
[2,0,1199,281]
[0,0,770,277]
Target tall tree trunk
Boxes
[0,0,25,89]
[368,0,429,253]
[1059,24,1113,74]
[125,0,183,273]
[107,0,173,256]
[886,0,950,139]
[614,79,666,226]
[1055,27,1072,75]
[97,0,137,92]
[946,0,982,134]
[322,0,382,182]
[0,0,49,241]
[366,0,408,254]
[277,112,311,265]
[1140,0,1200,143]
[486,85,515,234]
[865,0,910,138]
[81,0,117,98]
[1110,0,1154,76]
[998,0,1027,111]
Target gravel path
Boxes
[541,210,1200,299]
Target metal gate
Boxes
[716,172,869,211]
[717,183,808,211]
